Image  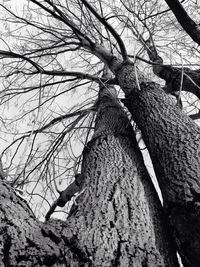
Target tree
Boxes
[0,0,200,266]
[0,69,179,266]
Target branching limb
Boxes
[145,40,200,100]
[32,69,117,84]
[45,173,84,221]
[0,50,42,72]
[30,0,94,46]
[80,0,128,61]
[2,0,122,76]
[0,49,117,84]
[144,40,164,76]
[1,109,91,157]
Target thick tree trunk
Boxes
[65,83,178,266]
[116,62,200,266]
[65,83,177,267]
[0,79,179,266]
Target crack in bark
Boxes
[2,231,11,267]
[113,236,128,267]
[41,228,62,244]
[126,197,132,221]
[113,240,122,267]
[109,221,115,228]
[108,182,117,201]
[142,259,148,267]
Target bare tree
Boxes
[0,0,200,266]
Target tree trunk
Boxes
[116,62,200,266]
[0,79,179,266]
[65,82,178,266]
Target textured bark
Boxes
[65,83,178,266]
[0,179,77,266]
[0,80,179,266]
[116,62,200,266]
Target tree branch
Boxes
[80,0,128,61]
[142,0,186,21]
[30,0,95,47]
[189,110,200,120]
[35,69,117,84]
[164,0,200,45]
[45,174,84,221]
[0,49,118,84]
[0,50,42,72]
[145,40,200,99]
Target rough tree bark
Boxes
[65,79,178,266]
[0,77,179,266]
[0,179,70,266]
[113,61,200,267]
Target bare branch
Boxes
[45,173,84,220]
[164,0,200,45]
[80,0,128,61]
[1,108,91,158]
[142,0,186,21]
[30,0,95,46]
[189,110,200,120]
[0,50,42,72]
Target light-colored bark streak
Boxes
[116,63,200,266]
[66,85,178,266]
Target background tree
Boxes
[0,0,200,266]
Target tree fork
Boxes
[0,67,178,266]
[145,41,200,100]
